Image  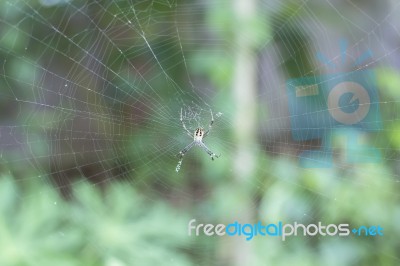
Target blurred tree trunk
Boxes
[230,0,258,264]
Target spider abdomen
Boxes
[194,128,204,141]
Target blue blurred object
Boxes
[286,70,382,167]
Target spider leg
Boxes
[180,108,193,138]
[176,141,196,172]
[177,141,196,159]
[203,109,214,138]
[199,142,220,161]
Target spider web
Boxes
[0,0,400,265]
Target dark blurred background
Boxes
[0,0,399,265]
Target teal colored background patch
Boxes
[286,70,382,167]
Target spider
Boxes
[176,108,220,172]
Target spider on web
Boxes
[176,108,220,172]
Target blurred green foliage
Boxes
[0,175,191,266]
